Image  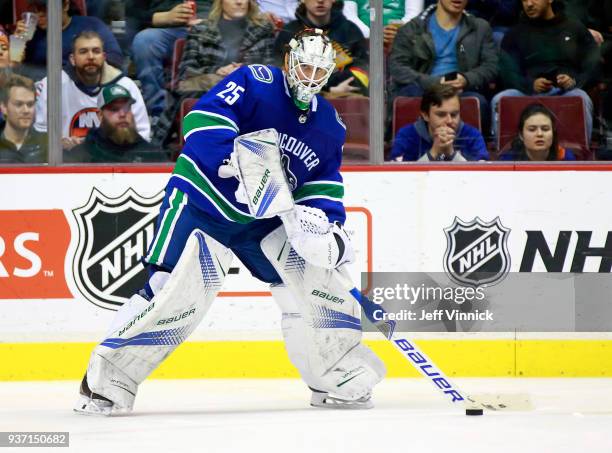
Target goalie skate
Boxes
[73,376,115,416]
[310,389,374,410]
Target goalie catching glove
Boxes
[280,205,354,269]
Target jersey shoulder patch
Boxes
[248,64,274,84]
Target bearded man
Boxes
[67,84,167,162]
[34,30,150,150]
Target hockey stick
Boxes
[337,268,532,412]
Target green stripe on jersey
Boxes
[147,189,185,265]
[183,111,238,139]
[172,155,253,224]
[293,183,344,202]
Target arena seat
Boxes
[497,96,590,159]
[170,38,186,91]
[179,98,199,145]
[392,96,482,139]
[328,97,370,161]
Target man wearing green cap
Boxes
[66,83,168,163]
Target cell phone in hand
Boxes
[540,70,559,86]
[444,71,458,81]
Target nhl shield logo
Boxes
[73,188,164,310]
[443,217,511,287]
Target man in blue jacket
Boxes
[390,83,488,161]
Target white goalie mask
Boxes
[285,28,336,111]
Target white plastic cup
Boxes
[9,34,26,63]
[21,12,39,41]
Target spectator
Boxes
[258,0,298,24]
[34,30,150,149]
[0,27,9,70]
[424,0,520,41]
[131,1,213,122]
[390,83,488,161]
[0,27,7,63]
[342,0,424,43]
[153,0,275,145]
[67,84,168,162]
[0,0,13,26]
[498,103,576,161]
[0,28,16,111]
[492,0,599,140]
[586,0,612,130]
[86,0,140,52]
[560,0,604,46]
[389,0,498,130]
[275,0,369,97]
[180,0,274,84]
[16,0,123,80]
[0,74,47,163]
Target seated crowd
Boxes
[0,0,610,164]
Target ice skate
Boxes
[310,388,374,410]
[73,376,115,416]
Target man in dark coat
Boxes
[67,83,168,162]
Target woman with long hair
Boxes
[153,0,275,147]
[180,0,274,82]
[499,103,576,161]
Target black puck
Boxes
[465,408,484,416]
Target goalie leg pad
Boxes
[84,230,232,409]
[271,284,324,390]
[263,227,385,400]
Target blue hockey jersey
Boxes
[168,65,347,225]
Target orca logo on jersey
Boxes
[69,107,100,138]
[72,188,164,311]
[281,154,297,190]
[248,64,273,84]
[443,217,511,288]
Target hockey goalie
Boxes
[74,28,385,416]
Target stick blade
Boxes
[466,393,533,411]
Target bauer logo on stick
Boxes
[72,188,164,310]
[443,217,511,288]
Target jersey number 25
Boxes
[217,81,245,106]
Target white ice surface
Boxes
[1,378,612,453]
